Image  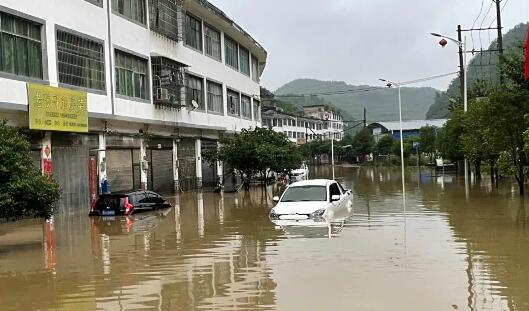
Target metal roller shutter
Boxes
[107,150,134,192]
[150,149,173,194]
[177,139,196,191]
[53,146,90,211]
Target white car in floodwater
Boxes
[289,162,309,182]
[269,179,352,221]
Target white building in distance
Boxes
[0,0,267,209]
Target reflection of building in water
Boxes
[90,192,280,310]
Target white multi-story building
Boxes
[303,105,345,140]
[0,0,267,209]
[261,106,343,145]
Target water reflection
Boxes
[1,167,529,310]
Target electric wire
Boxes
[471,0,486,51]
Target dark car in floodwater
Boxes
[89,190,171,216]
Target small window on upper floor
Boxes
[224,35,238,69]
[149,0,180,41]
[253,99,260,121]
[227,89,240,117]
[112,0,147,25]
[239,46,250,76]
[251,56,259,82]
[204,24,221,60]
[85,0,104,7]
[186,74,204,110]
[240,95,251,119]
[185,13,202,51]
[0,11,43,79]
[115,50,148,100]
[56,29,105,91]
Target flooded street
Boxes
[2,166,529,310]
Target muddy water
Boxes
[1,167,529,310]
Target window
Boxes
[239,46,250,76]
[186,74,203,110]
[115,50,148,100]
[185,13,202,51]
[204,24,221,60]
[56,29,105,91]
[241,95,251,119]
[253,99,260,121]
[149,0,179,41]
[151,56,185,107]
[224,35,238,69]
[281,186,327,202]
[227,89,239,116]
[207,80,223,113]
[85,0,104,6]
[0,12,42,79]
[329,183,341,199]
[112,0,146,25]
[251,56,259,82]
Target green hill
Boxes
[273,79,440,123]
[426,23,528,119]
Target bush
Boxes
[0,121,61,221]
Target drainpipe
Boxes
[106,0,115,115]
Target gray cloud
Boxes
[209,0,529,91]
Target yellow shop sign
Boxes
[28,84,88,133]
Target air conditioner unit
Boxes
[155,88,170,102]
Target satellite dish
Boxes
[191,100,199,110]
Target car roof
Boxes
[102,190,144,196]
[289,179,334,187]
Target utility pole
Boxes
[494,0,504,84]
[457,25,465,101]
[363,107,367,128]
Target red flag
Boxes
[525,24,529,80]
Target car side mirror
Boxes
[331,195,340,202]
[273,196,280,203]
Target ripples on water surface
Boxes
[1,166,529,310]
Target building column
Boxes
[140,137,148,190]
[195,138,202,189]
[41,131,52,177]
[98,133,109,193]
[216,141,223,186]
[173,138,179,192]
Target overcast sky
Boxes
[208,0,529,91]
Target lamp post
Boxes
[379,79,405,191]
[430,32,469,197]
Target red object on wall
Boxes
[44,219,56,270]
[43,158,53,177]
[525,24,529,80]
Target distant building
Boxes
[303,105,345,140]
[368,119,448,142]
[261,107,323,144]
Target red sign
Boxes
[43,158,53,177]
[44,145,51,158]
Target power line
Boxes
[471,0,486,51]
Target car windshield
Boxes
[281,186,327,202]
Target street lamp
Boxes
[431,32,469,196]
[379,78,405,190]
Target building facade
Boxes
[261,106,344,145]
[302,105,344,140]
[368,119,448,142]
[0,0,266,210]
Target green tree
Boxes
[204,128,301,183]
[351,128,375,160]
[0,121,61,221]
[437,108,465,164]
[419,125,437,163]
[376,135,394,156]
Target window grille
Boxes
[57,30,105,90]
[112,0,146,24]
[207,80,223,113]
[151,56,185,108]
[224,36,238,69]
[0,12,42,79]
[227,89,239,116]
[185,73,203,110]
[115,50,148,100]
[149,0,181,42]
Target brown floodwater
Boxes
[1,166,529,310]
